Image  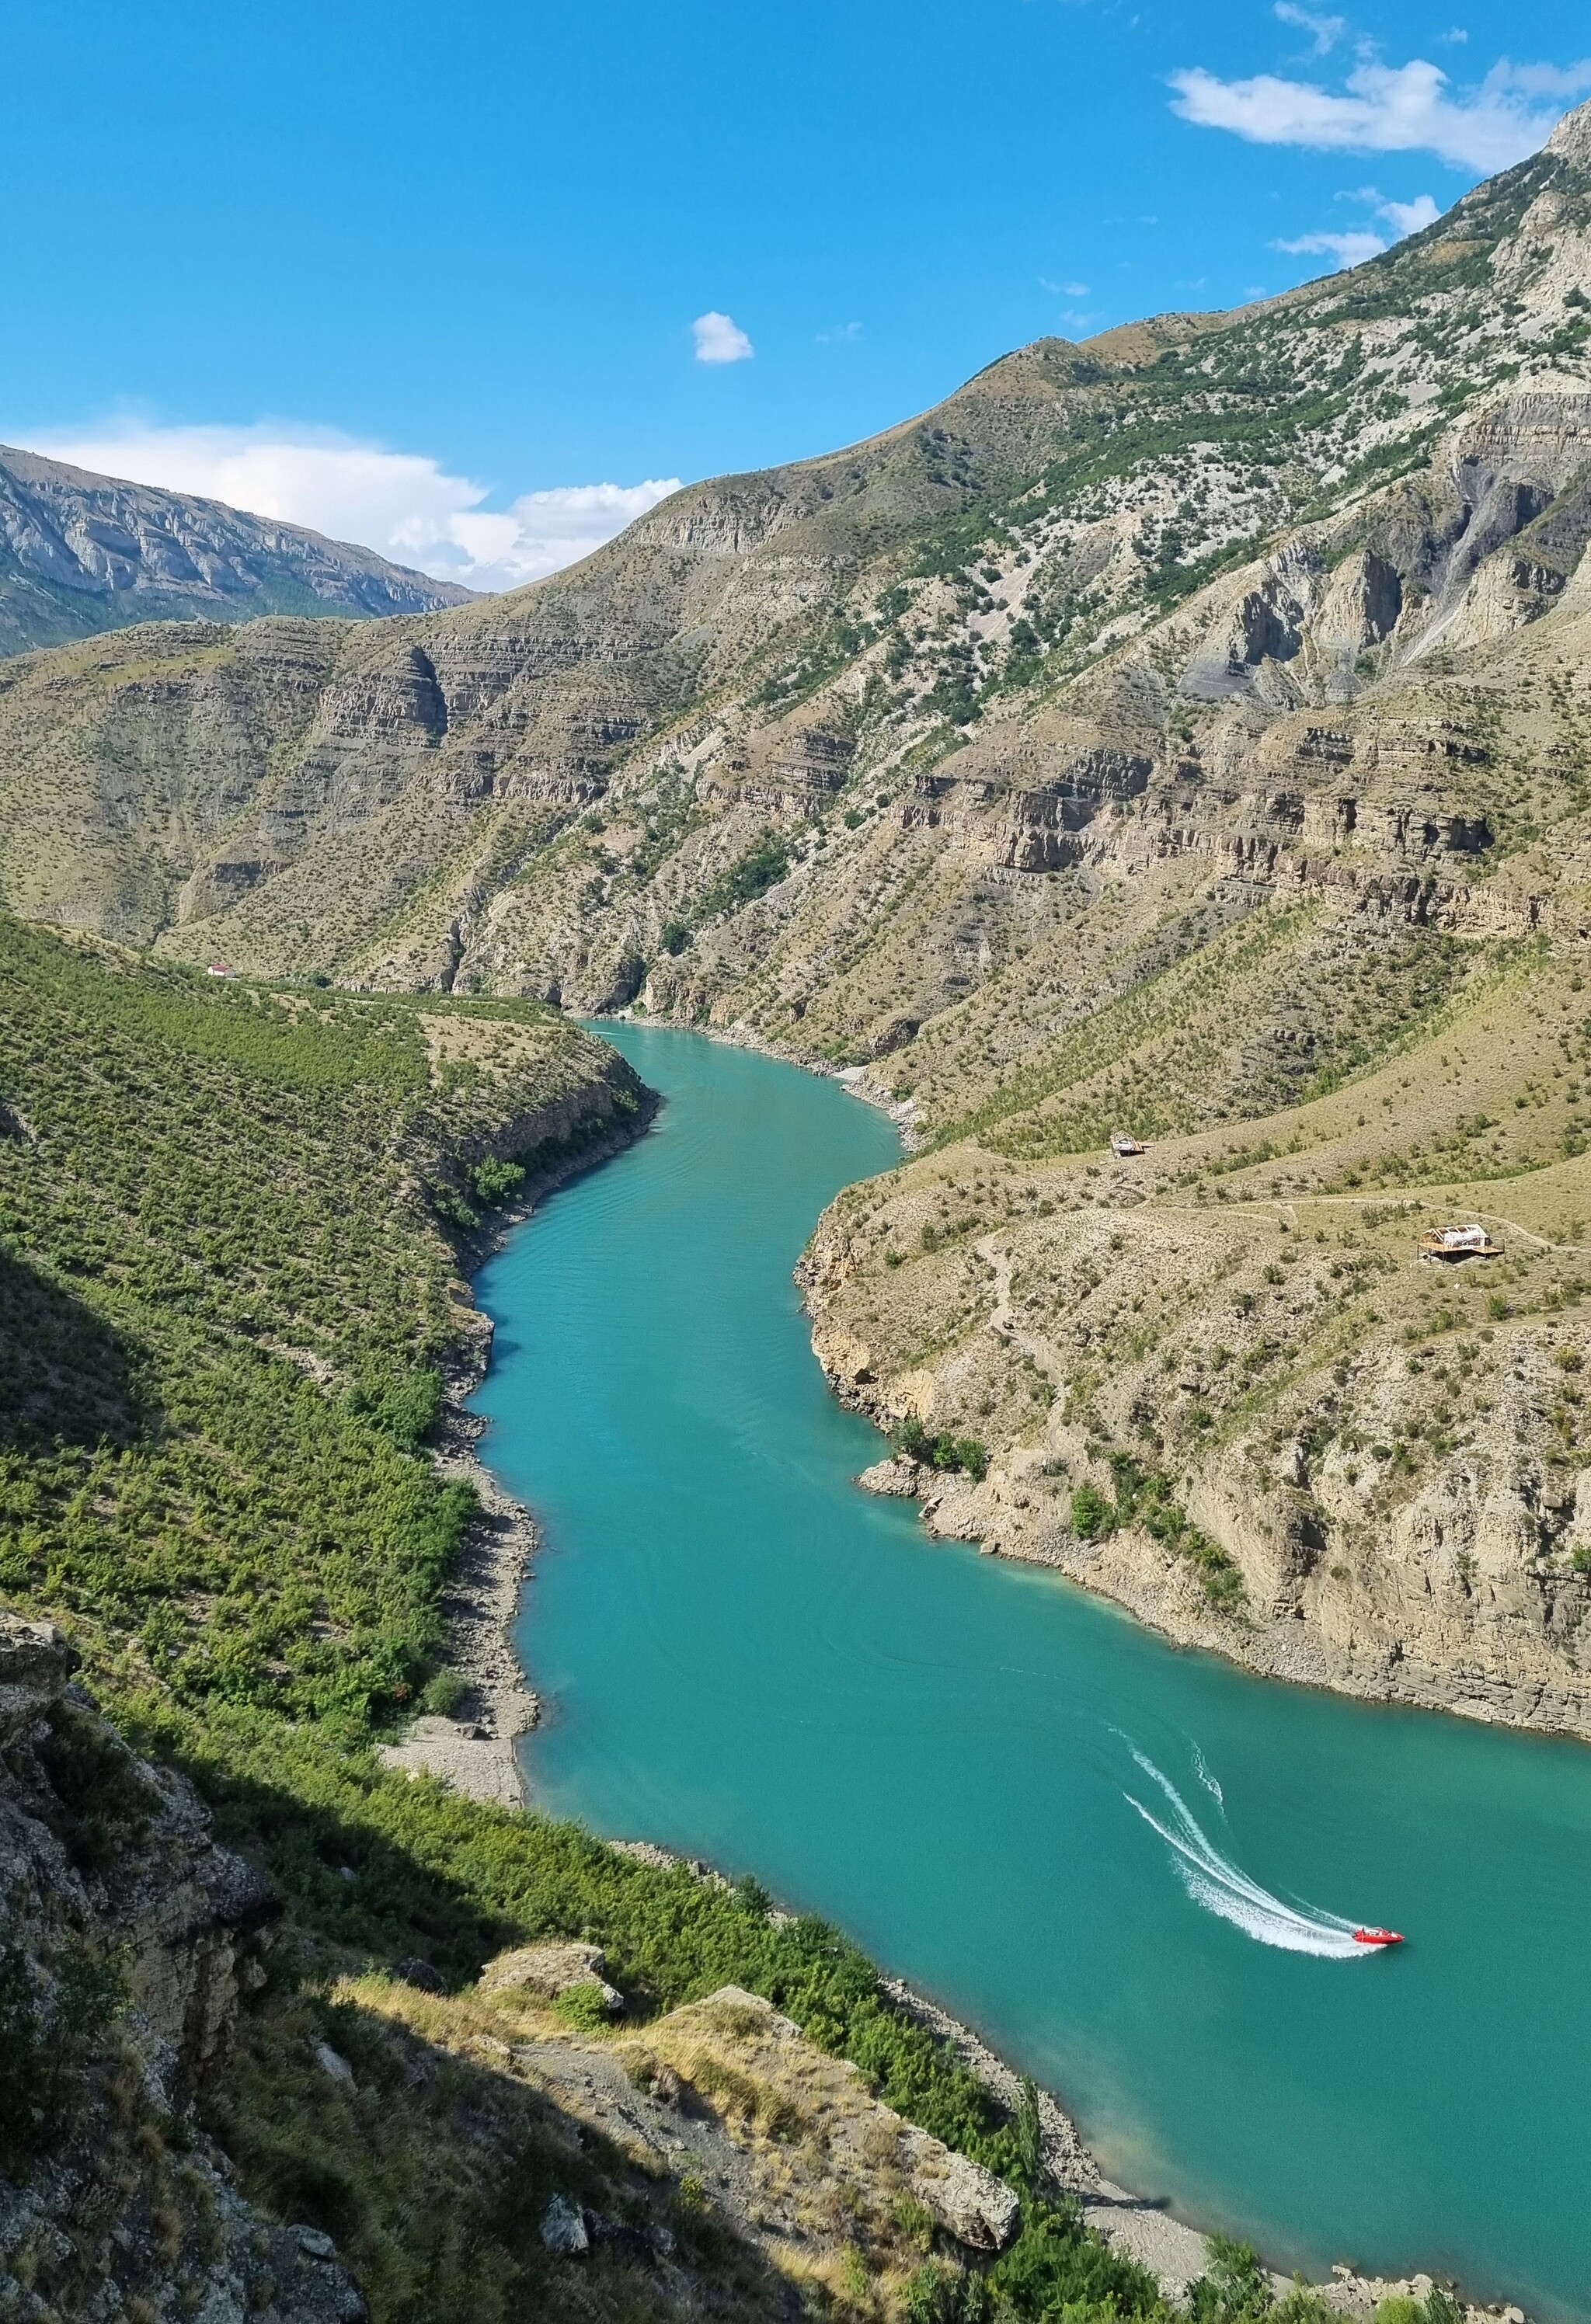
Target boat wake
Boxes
[1123,1748,1370,1959]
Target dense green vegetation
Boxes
[697,830,793,922]
[0,919,635,1729]
[893,1412,990,1481]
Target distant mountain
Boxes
[0,444,475,655]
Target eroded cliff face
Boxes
[1,110,1589,1035]
[799,959,1591,1739]
[0,1613,365,2324]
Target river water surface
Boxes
[472,1024,1591,2321]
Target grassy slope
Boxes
[806,929,1591,1718]
[0,921,1197,2324]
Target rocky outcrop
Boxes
[479,1940,625,2014]
[622,1985,1021,2255]
[0,1611,366,2323]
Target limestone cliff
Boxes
[0,114,1587,1007]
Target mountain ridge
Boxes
[0,441,475,658]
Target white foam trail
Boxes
[1190,1742,1224,1807]
[1124,1749,1369,1959]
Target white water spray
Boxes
[1124,1749,1370,1959]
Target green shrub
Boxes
[1071,1484,1116,1540]
[892,1416,988,1480]
[0,1939,126,2172]
[698,835,792,920]
[470,1157,525,1206]
[37,1701,158,1874]
[418,1671,469,1717]
[552,1982,615,2034]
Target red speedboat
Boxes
[1353,1927,1404,1947]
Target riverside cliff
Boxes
[0,1612,367,2324]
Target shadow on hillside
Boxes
[0,1244,151,1456]
[187,1766,812,2322]
[184,1752,518,1982]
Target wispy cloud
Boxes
[1274,186,1442,273]
[1170,54,1591,172]
[816,321,862,345]
[16,421,680,592]
[1274,226,1390,266]
[1274,4,1346,58]
[441,480,683,590]
[691,310,754,364]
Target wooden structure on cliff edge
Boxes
[1419,1223,1503,1263]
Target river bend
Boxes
[471,1024,1591,2322]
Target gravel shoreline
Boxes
[378,1097,657,1807]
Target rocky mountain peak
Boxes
[1547,93,1591,168]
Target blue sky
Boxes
[2,1,1586,587]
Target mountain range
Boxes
[7,86,1591,2324]
[0,442,475,658]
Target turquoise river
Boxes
[472,1024,1591,2321]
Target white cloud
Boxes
[1169,54,1591,172]
[442,479,682,590]
[16,421,680,593]
[1379,190,1442,235]
[1274,5,1346,58]
[1275,227,1391,266]
[691,310,754,364]
[1273,185,1443,275]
